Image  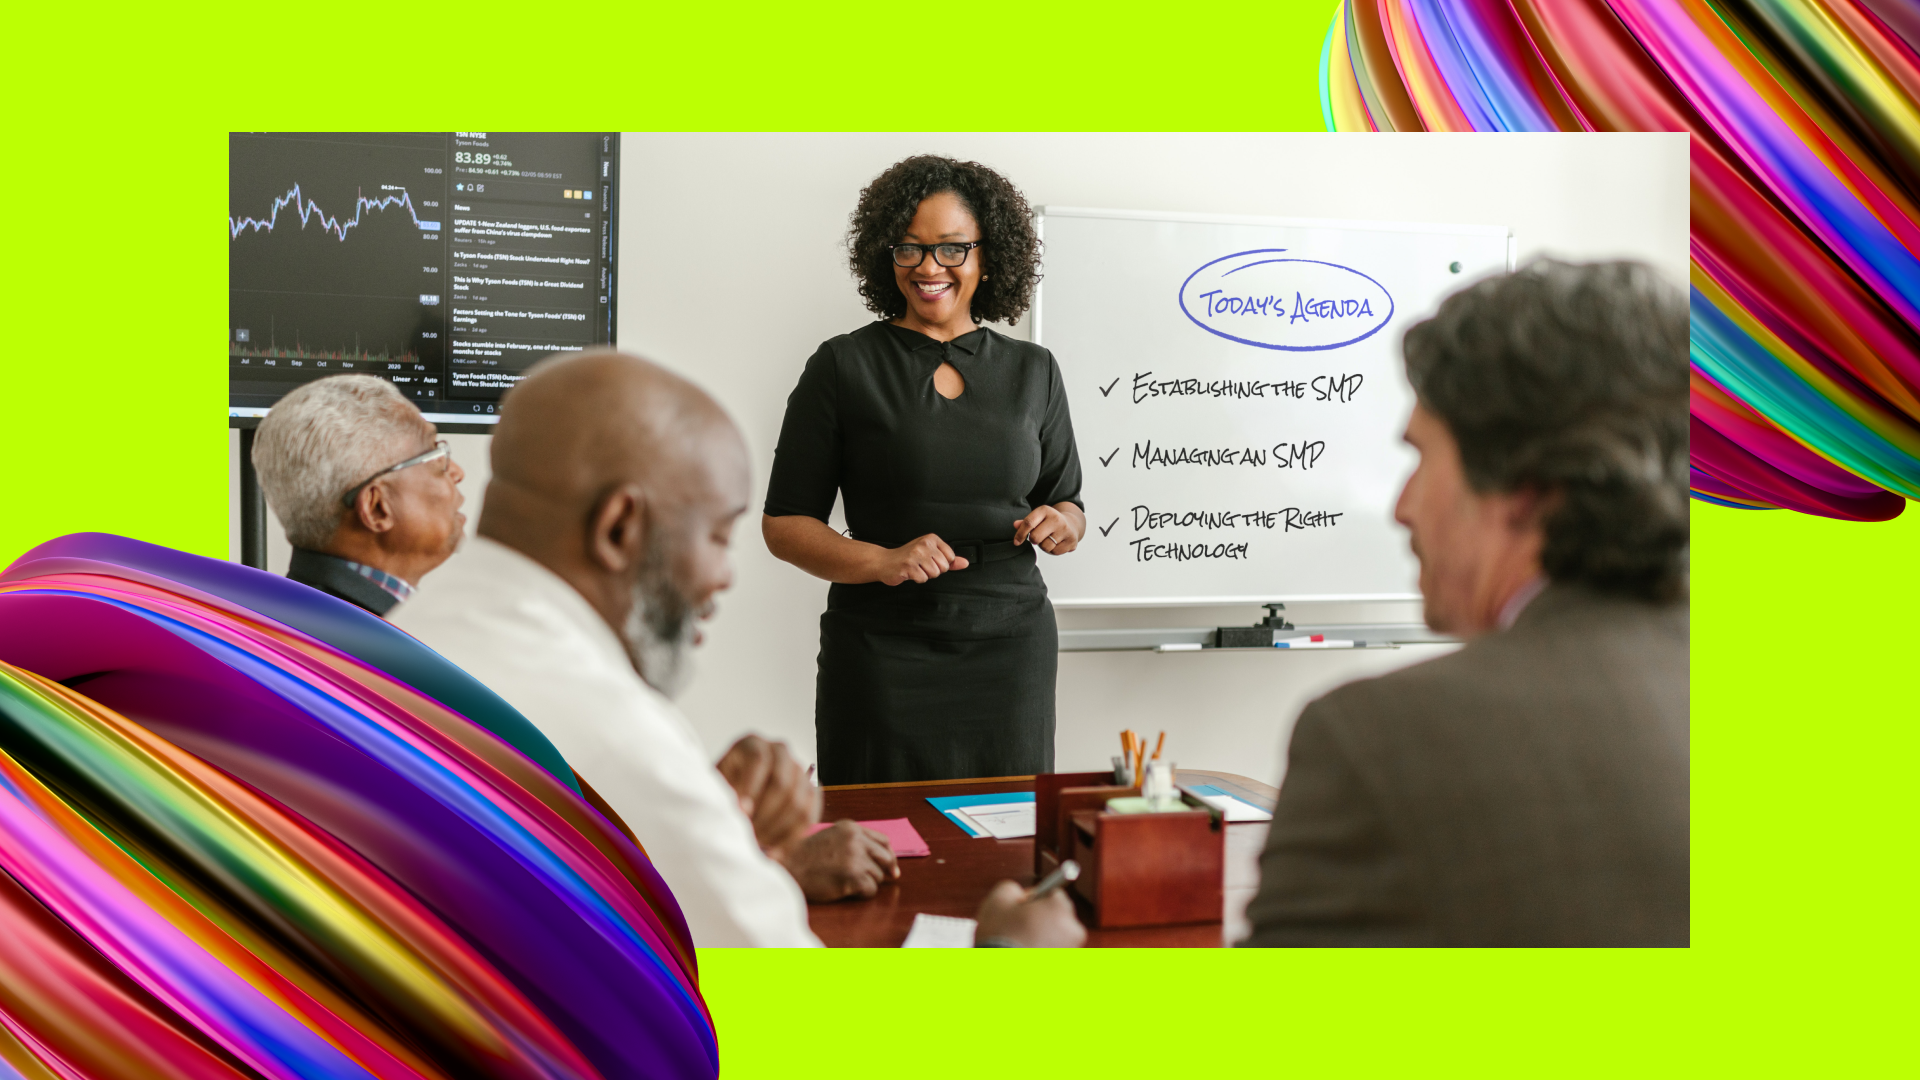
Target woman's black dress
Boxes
[765,322,1084,784]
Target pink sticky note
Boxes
[806,817,931,857]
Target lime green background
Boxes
[3,2,1910,1073]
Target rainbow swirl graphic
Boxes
[1322,0,1920,520]
[0,533,715,1080]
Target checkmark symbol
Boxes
[1099,447,1120,467]
[1099,378,1120,397]
[1098,517,1118,537]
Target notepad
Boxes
[901,912,977,948]
[1186,784,1274,822]
[805,817,931,856]
[926,791,1037,838]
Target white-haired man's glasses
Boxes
[340,440,450,509]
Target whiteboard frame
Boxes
[1030,206,1514,608]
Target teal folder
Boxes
[926,791,1036,838]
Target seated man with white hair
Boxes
[251,375,467,616]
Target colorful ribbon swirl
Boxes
[1322,0,1920,520]
[0,533,716,1080]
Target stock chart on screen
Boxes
[229,133,619,428]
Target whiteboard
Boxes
[1031,207,1512,606]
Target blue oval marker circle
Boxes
[1178,249,1395,352]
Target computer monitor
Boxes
[229,133,619,432]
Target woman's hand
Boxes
[764,515,973,586]
[873,534,971,585]
[1013,503,1086,556]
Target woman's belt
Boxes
[948,539,1026,564]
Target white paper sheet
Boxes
[901,912,977,948]
[945,809,989,838]
[955,802,1036,839]
[1193,792,1274,822]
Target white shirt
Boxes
[393,537,820,947]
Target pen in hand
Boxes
[1026,860,1080,902]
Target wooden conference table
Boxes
[808,770,1278,948]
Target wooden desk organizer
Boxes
[1032,772,1225,929]
[1034,771,1124,877]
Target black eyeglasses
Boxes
[340,440,450,508]
[891,241,984,268]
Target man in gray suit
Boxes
[1242,260,1689,947]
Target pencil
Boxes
[1152,731,1166,761]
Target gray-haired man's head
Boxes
[251,375,466,584]
[1396,260,1688,633]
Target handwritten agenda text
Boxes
[1130,371,1364,404]
[1129,538,1252,562]
[1177,251,1395,352]
[1193,290,1376,324]
[1130,505,1345,531]
[1130,439,1327,470]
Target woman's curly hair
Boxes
[1402,259,1689,602]
[846,155,1042,324]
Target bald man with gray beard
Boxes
[395,350,1083,948]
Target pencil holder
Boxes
[1065,793,1224,929]
[1034,771,1132,878]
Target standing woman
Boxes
[763,156,1085,785]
